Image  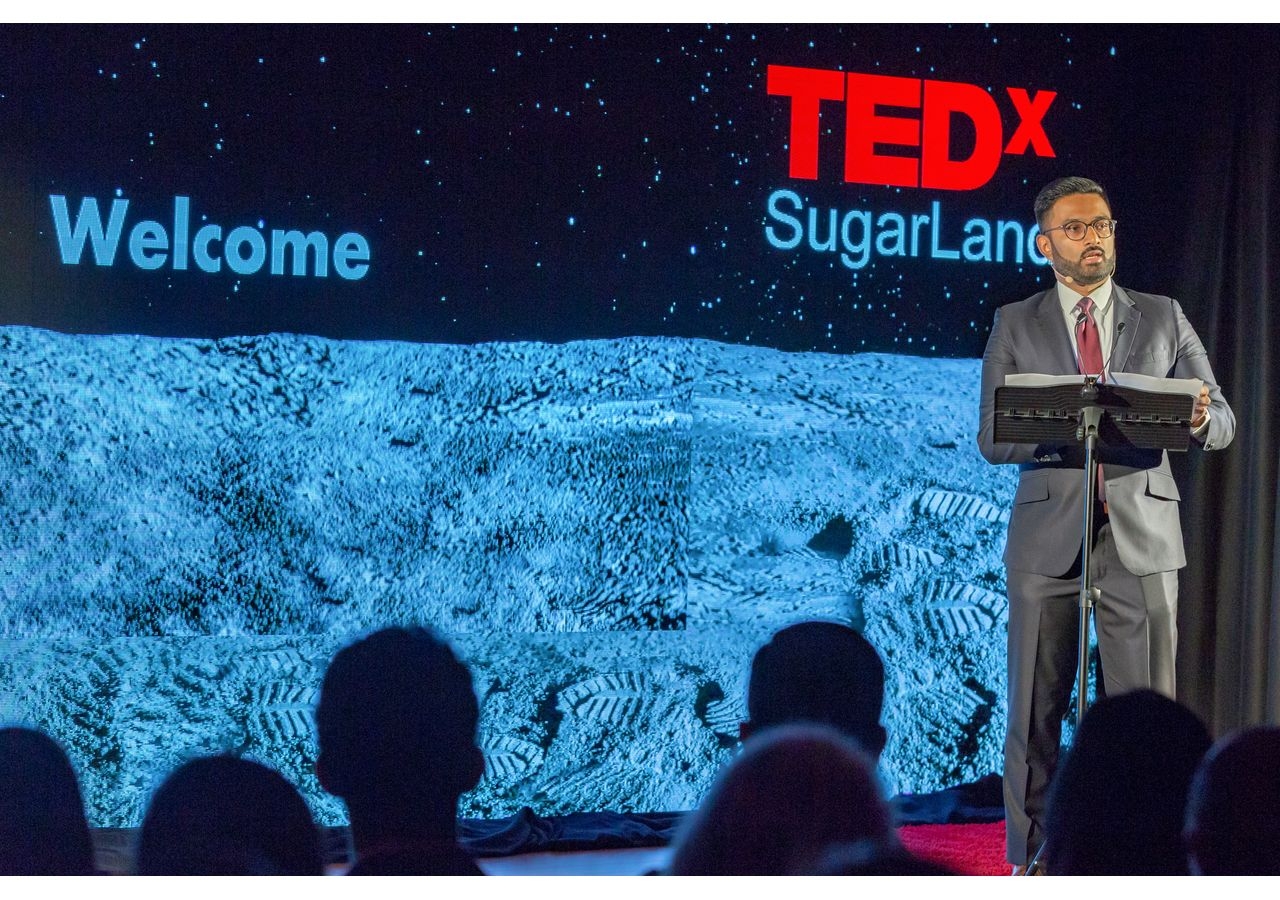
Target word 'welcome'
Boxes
[49,195,371,280]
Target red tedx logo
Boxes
[767,65,1056,191]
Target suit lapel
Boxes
[1109,285,1141,373]
[1034,288,1078,375]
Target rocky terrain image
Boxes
[1,326,1013,825]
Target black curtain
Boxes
[1164,27,1280,734]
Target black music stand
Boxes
[993,373,1196,874]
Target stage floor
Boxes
[89,821,1007,876]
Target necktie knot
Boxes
[1076,296,1095,319]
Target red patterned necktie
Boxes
[1075,296,1107,510]
[1075,296,1105,379]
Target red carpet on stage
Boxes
[898,821,1009,876]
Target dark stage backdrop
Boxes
[0,23,1275,827]
[1170,28,1280,734]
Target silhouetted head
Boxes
[1184,726,1280,875]
[0,727,95,875]
[668,723,894,875]
[743,620,887,760]
[811,838,957,875]
[1043,689,1210,875]
[135,755,321,875]
[315,626,483,813]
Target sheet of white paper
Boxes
[1004,373,1087,387]
[1004,372,1202,398]
[1108,371,1202,398]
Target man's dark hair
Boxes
[1034,176,1110,228]
[0,727,96,875]
[668,724,893,875]
[1184,726,1280,875]
[136,755,322,875]
[745,620,886,759]
[1043,689,1210,875]
[812,838,957,875]
[315,626,481,804]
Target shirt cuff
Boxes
[1192,410,1211,438]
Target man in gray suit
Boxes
[977,176,1235,873]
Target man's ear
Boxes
[315,752,344,797]
[1036,233,1052,259]
[868,723,887,761]
[460,745,486,794]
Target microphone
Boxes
[1076,320,1126,379]
[1100,321,1126,377]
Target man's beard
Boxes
[1051,244,1116,286]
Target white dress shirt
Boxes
[1056,278,1115,378]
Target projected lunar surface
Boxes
[0,326,1013,826]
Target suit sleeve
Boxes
[1171,299,1235,451]
[977,306,1041,466]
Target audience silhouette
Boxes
[812,838,957,875]
[668,723,894,875]
[1184,725,1280,875]
[134,754,322,875]
[12,624,1271,877]
[711,621,960,875]
[1042,689,1211,875]
[741,620,887,761]
[0,726,96,876]
[314,626,486,875]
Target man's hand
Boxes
[1191,384,1211,430]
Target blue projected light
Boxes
[764,189,1048,272]
[2,23,1203,835]
[49,195,371,280]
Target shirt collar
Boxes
[1056,277,1113,319]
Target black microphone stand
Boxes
[1024,376,1103,875]
[1072,377,1104,727]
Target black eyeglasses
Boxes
[1041,218,1118,241]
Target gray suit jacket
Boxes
[978,285,1235,578]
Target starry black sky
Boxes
[0,23,1227,356]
